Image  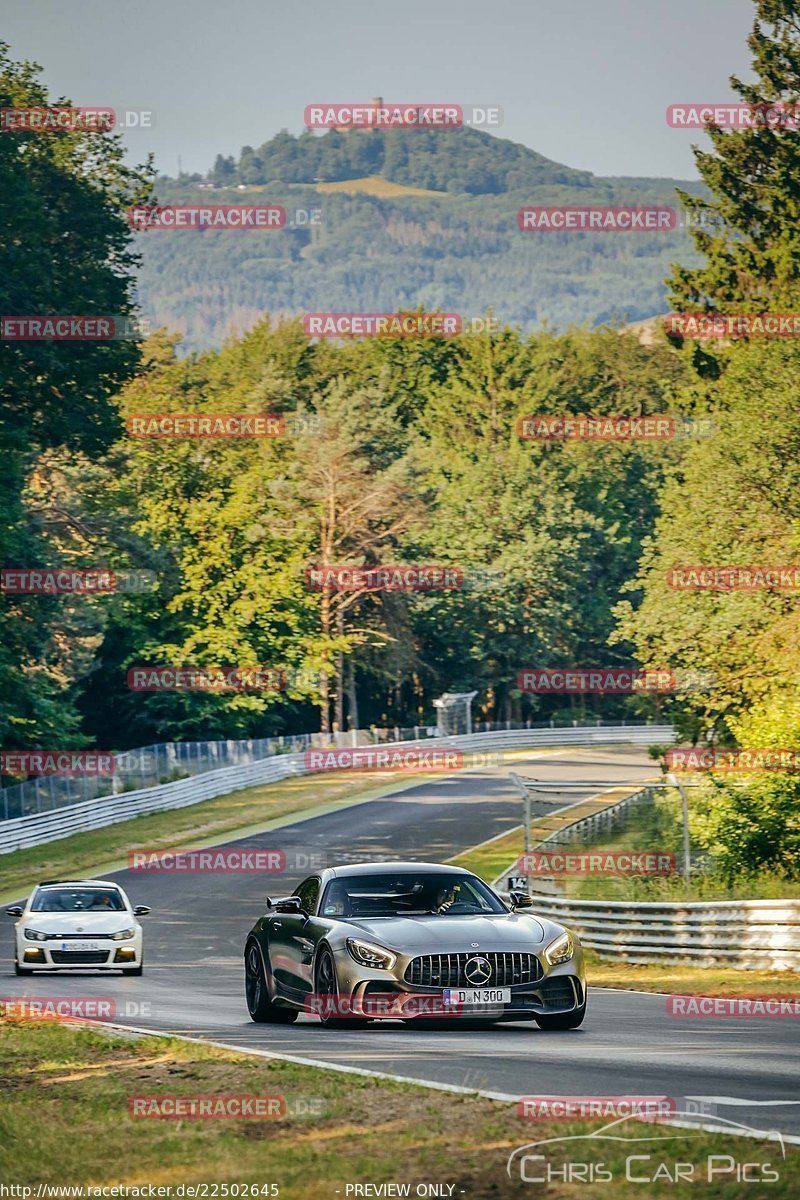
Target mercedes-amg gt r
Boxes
[244,861,586,1028]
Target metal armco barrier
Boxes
[493,786,800,971]
[0,724,673,855]
[522,893,800,972]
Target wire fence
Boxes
[0,717,659,821]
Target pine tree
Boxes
[668,0,800,313]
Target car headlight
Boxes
[111,928,136,941]
[24,929,48,942]
[544,931,574,965]
[345,938,397,970]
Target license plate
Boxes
[61,941,99,952]
[442,988,511,1006]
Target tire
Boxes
[314,947,367,1029]
[123,962,144,976]
[245,939,298,1024]
[14,960,33,976]
[535,999,587,1030]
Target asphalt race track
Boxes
[2,745,799,1143]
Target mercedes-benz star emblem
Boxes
[464,955,492,985]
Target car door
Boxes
[268,875,320,999]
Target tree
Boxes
[0,44,152,756]
[668,0,800,314]
[614,339,800,740]
[281,379,419,733]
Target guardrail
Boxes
[0,716,664,820]
[521,893,800,972]
[0,723,673,855]
[492,785,800,971]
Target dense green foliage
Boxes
[668,0,800,315]
[3,3,799,888]
[0,43,152,751]
[212,126,594,193]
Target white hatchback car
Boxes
[6,879,149,976]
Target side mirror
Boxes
[133,905,150,916]
[275,896,303,914]
[5,906,23,917]
[509,890,533,909]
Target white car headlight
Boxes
[111,928,136,941]
[545,931,574,965]
[346,938,397,970]
[24,929,48,942]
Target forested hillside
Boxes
[138,126,705,351]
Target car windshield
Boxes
[320,872,505,918]
[31,887,126,913]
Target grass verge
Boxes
[449,820,800,997]
[447,786,640,883]
[0,770,435,903]
[0,1019,797,1197]
[0,744,565,903]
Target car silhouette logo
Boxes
[464,956,492,985]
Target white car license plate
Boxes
[442,988,511,1006]
[61,941,99,952]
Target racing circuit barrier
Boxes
[493,787,800,971]
[0,722,673,854]
[520,891,800,972]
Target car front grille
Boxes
[50,950,111,964]
[49,933,112,940]
[404,951,542,988]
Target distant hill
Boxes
[138,127,704,352]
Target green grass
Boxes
[449,808,800,997]
[1,1019,797,1197]
[0,769,436,903]
[560,791,799,902]
[0,743,565,903]
[447,785,642,884]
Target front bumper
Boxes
[17,935,142,970]
[330,944,585,1020]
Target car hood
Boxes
[23,912,134,935]
[342,912,547,952]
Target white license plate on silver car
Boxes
[61,941,99,952]
[442,988,511,1006]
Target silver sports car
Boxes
[244,861,586,1028]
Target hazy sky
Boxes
[4,0,756,179]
